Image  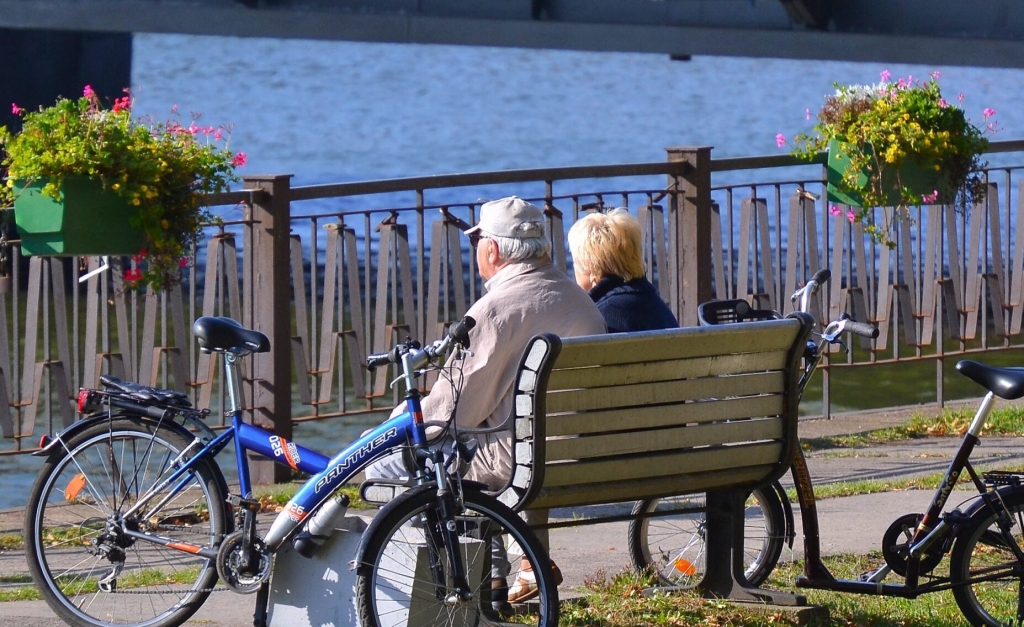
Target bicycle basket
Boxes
[697,299,780,326]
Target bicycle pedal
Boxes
[859,564,891,583]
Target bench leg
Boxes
[659,490,806,606]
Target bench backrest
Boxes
[495,314,814,512]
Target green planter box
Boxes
[13,177,147,256]
[826,139,945,208]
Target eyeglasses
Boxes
[469,233,488,248]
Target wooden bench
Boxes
[491,313,814,603]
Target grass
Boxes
[800,405,1024,452]
[561,551,989,627]
[0,566,204,603]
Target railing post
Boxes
[244,174,293,485]
[667,147,713,327]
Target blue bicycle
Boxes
[24,315,558,627]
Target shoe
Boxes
[507,561,563,604]
[489,577,513,615]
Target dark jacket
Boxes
[588,276,679,334]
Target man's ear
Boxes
[485,239,501,265]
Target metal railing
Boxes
[3,142,1024,469]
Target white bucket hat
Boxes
[465,196,546,239]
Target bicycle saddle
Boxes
[956,360,1024,400]
[99,375,193,407]
[192,316,271,354]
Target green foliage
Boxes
[792,72,991,244]
[0,88,244,291]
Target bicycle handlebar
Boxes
[365,316,477,372]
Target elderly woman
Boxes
[567,208,678,332]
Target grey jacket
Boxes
[423,256,606,489]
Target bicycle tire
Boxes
[627,485,785,588]
[950,487,1024,627]
[25,415,228,627]
[356,485,558,627]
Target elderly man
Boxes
[367,195,605,604]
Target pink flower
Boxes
[938,98,948,109]
[880,70,891,82]
[124,268,143,283]
[83,85,95,98]
[775,133,786,148]
[214,129,224,141]
[178,256,189,268]
[11,103,21,115]
[897,77,907,88]
[984,107,996,120]
[231,152,247,167]
[846,210,856,223]
[187,124,199,135]
[958,92,964,103]
[829,205,842,217]
[112,96,130,113]
[930,71,941,80]
[922,190,939,204]
[171,104,179,113]
[805,108,811,121]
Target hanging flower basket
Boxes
[826,139,946,208]
[12,177,146,256]
[0,87,246,290]
[787,70,993,243]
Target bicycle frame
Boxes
[784,280,1024,598]
[114,348,430,556]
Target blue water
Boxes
[3,35,1024,509]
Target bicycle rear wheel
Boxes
[25,415,227,627]
[356,485,558,627]
[627,486,785,588]
[950,488,1024,627]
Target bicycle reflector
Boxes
[77,390,97,413]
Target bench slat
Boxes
[545,370,784,414]
[528,465,775,510]
[544,416,782,461]
[553,319,801,369]
[545,394,784,437]
[547,350,787,390]
[541,441,782,487]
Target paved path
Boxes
[2,407,1023,627]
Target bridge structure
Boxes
[1,0,1024,119]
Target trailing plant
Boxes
[0,87,246,290]
[785,71,994,243]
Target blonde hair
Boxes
[567,209,645,282]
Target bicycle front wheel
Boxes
[356,486,558,627]
[627,486,785,588]
[950,488,1024,627]
[25,415,227,627]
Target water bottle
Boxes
[292,493,350,558]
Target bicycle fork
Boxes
[428,450,473,603]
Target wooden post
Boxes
[244,174,293,485]
[667,147,713,327]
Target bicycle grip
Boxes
[845,320,879,339]
[447,316,476,348]
[366,347,398,371]
[811,268,831,286]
